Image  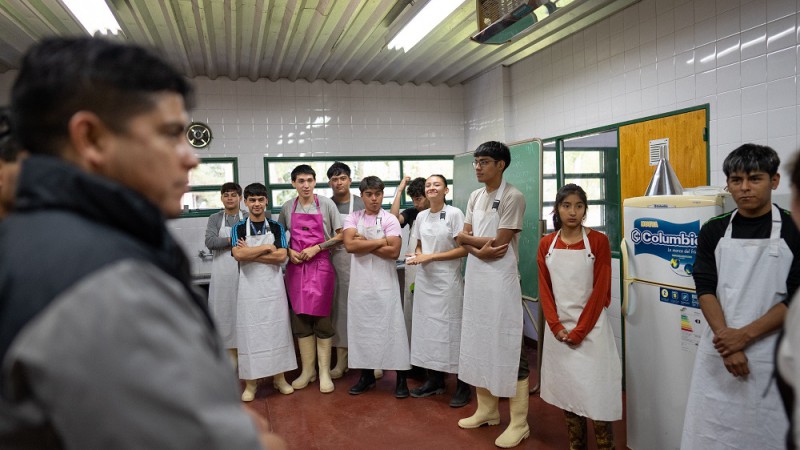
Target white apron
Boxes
[458,181,523,398]
[331,198,354,347]
[540,228,621,421]
[410,206,464,374]
[403,220,418,346]
[207,211,242,348]
[682,205,791,450]
[347,210,411,370]
[236,218,297,379]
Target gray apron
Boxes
[331,198,353,347]
[208,211,242,348]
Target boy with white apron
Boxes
[204,182,246,366]
[343,176,411,398]
[683,144,800,449]
[455,141,529,448]
[231,183,296,401]
[279,165,342,394]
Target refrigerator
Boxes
[622,193,734,450]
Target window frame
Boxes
[180,157,239,218]
[541,135,621,257]
[264,155,455,215]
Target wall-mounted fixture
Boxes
[472,0,574,45]
[187,122,213,149]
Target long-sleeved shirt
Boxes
[537,229,612,345]
[205,210,248,250]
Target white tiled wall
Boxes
[463,66,513,150]
[189,77,465,188]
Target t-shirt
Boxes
[693,205,800,304]
[343,209,401,238]
[230,218,287,250]
[400,207,420,229]
[411,205,466,245]
[332,195,365,215]
[277,194,343,242]
[464,182,526,260]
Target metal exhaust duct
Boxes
[644,158,683,196]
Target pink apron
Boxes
[285,195,336,316]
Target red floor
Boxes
[244,346,627,449]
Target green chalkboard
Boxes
[453,139,543,301]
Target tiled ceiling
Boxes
[0,0,638,86]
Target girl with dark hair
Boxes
[536,183,621,450]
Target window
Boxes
[264,157,454,214]
[180,158,238,218]
[541,131,621,255]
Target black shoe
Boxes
[410,371,446,398]
[409,365,427,381]
[348,370,376,395]
[449,379,472,408]
[395,370,410,399]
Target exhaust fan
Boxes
[471,0,561,45]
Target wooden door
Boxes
[618,109,708,201]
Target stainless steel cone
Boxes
[645,158,683,196]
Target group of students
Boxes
[12,35,800,450]
[204,141,623,449]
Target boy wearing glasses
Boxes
[456,141,530,448]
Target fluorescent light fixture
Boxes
[388,0,462,52]
[62,0,122,35]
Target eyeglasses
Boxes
[472,159,498,168]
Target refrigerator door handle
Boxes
[621,239,634,317]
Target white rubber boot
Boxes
[291,336,318,389]
[494,378,531,448]
[272,372,294,395]
[241,379,258,402]
[458,387,500,429]
[317,338,335,393]
[330,347,349,379]
[227,348,238,371]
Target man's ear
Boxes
[66,111,112,170]
[772,173,781,190]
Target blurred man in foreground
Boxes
[0,37,284,449]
